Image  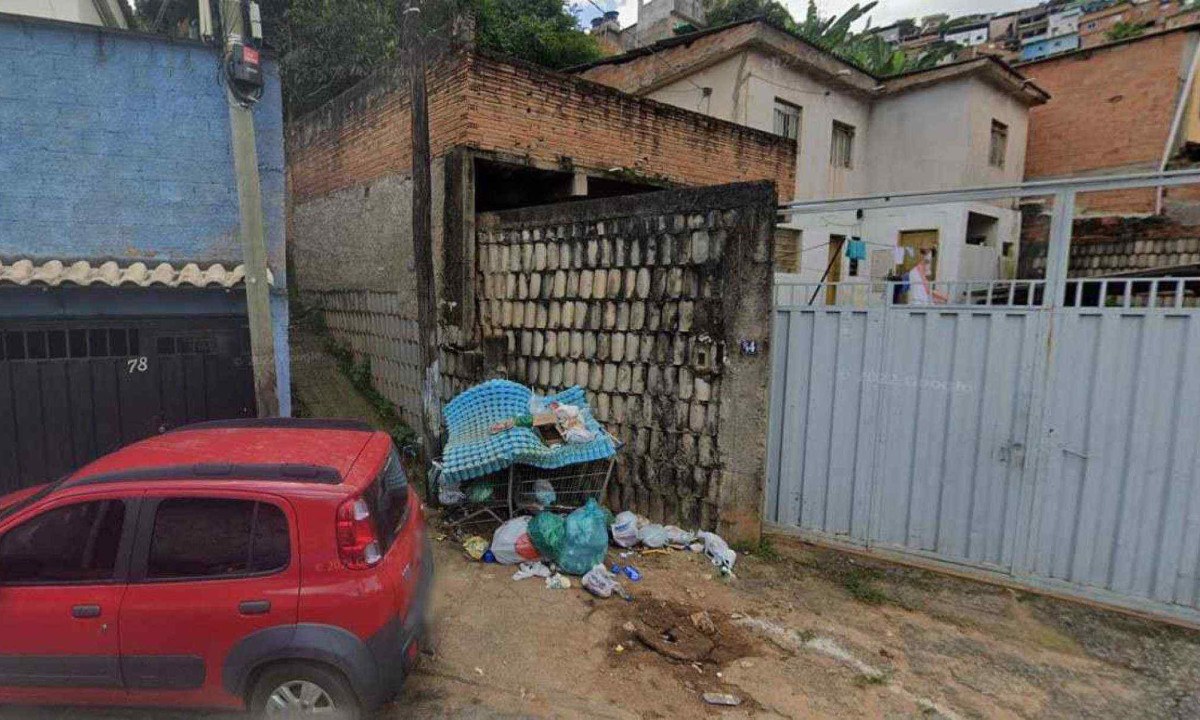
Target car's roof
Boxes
[67,419,382,488]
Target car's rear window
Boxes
[365,447,408,553]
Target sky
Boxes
[574,0,1033,31]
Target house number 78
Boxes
[126,357,149,374]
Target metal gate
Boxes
[769,172,1200,626]
[0,317,254,491]
[768,279,1200,624]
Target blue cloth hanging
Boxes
[845,238,867,261]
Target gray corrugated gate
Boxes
[767,279,1200,625]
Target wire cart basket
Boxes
[511,456,616,516]
[438,440,621,528]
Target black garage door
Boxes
[0,316,255,491]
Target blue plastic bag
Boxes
[558,498,610,575]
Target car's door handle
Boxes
[72,604,101,619]
[238,600,271,615]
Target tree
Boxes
[130,0,197,35]
[281,0,599,114]
[1106,21,1145,42]
[701,0,951,76]
[704,0,797,30]
[135,0,600,115]
[473,0,603,70]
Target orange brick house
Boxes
[286,44,795,421]
[1020,23,1200,217]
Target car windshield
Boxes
[0,479,67,523]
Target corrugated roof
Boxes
[0,259,274,288]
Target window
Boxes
[989,120,1008,168]
[773,99,801,141]
[2,327,139,361]
[774,228,801,273]
[367,448,410,553]
[147,499,289,580]
[0,501,126,584]
[831,121,855,169]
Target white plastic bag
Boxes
[512,561,552,581]
[582,564,620,598]
[639,523,668,548]
[439,482,466,506]
[697,531,737,571]
[610,511,639,548]
[490,517,541,565]
[664,525,696,546]
[533,478,556,506]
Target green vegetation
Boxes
[324,339,421,459]
[1106,21,1146,42]
[839,566,890,604]
[701,0,953,75]
[853,671,891,687]
[291,301,420,459]
[132,0,600,116]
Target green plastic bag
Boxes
[468,482,494,503]
[558,498,610,575]
[528,512,566,560]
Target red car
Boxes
[0,418,431,718]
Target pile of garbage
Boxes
[460,499,738,600]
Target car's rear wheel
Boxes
[250,661,361,719]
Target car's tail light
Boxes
[336,497,383,569]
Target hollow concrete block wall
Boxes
[473,182,776,543]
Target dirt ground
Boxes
[398,516,1200,720]
[4,516,1199,720]
[14,330,1182,719]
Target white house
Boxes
[943,21,991,46]
[1049,5,1084,36]
[576,19,1049,288]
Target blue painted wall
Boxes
[1020,33,1081,61]
[0,14,290,413]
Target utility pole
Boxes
[403,1,443,460]
[223,0,280,417]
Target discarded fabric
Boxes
[440,380,615,484]
[697,531,737,572]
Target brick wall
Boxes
[286,45,795,435]
[463,53,795,195]
[1022,30,1194,215]
[288,46,795,204]
[473,183,777,541]
[576,22,762,95]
